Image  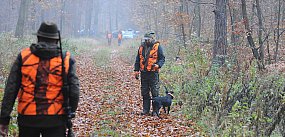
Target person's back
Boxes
[0,21,80,137]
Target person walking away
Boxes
[107,31,112,46]
[133,31,165,116]
[118,31,123,46]
[0,21,80,137]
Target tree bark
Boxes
[193,0,201,37]
[255,0,265,67]
[273,0,282,63]
[212,0,227,67]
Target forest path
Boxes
[72,39,198,137]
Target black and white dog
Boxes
[152,87,174,117]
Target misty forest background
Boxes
[0,0,285,136]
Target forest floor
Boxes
[72,39,201,137]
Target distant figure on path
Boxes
[106,31,112,46]
[118,31,123,46]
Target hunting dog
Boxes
[152,87,174,118]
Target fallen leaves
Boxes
[73,47,198,136]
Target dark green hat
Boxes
[34,21,59,39]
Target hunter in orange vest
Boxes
[0,22,80,137]
[134,31,165,116]
[118,31,123,46]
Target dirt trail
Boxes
[73,43,197,136]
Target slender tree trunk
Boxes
[273,0,282,62]
[93,0,99,36]
[241,0,263,69]
[85,0,93,36]
[212,0,227,67]
[15,0,31,37]
[228,0,239,46]
[193,0,201,37]
[30,0,36,31]
[255,0,265,67]
[180,0,186,48]
[60,0,66,33]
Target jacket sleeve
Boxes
[68,55,80,113]
[0,54,22,125]
[134,48,140,71]
[156,45,165,68]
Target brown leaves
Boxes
[73,48,197,136]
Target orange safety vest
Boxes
[139,42,159,71]
[118,33,122,40]
[18,48,70,115]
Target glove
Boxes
[152,64,159,70]
[0,124,8,137]
[134,71,140,79]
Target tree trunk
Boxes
[60,0,66,33]
[193,0,201,38]
[85,0,93,36]
[241,0,264,69]
[228,0,239,46]
[180,0,187,48]
[255,0,265,67]
[93,0,100,36]
[15,0,31,38]
[273,0,282,63]
[212,0,227,67]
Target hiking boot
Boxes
[140,111,149,115]
[152,111,159,117]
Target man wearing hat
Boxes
[134,31,165,116]
[0,21,80,137]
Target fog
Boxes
[0,0,140,37]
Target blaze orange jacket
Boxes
[18,48,70,115]
[138,43,160,71]
[0,42,79,127]
[134,42,165,72]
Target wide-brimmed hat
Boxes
[33,21,59,39]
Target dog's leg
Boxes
[156,111,160,118]
[167,106,170,114]
[163,106,166,113]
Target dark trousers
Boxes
[118,39,122,46]
[19,125,66,137]
[140,71,160,112]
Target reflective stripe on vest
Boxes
[139,43,159,71]
[18,48,70,115]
